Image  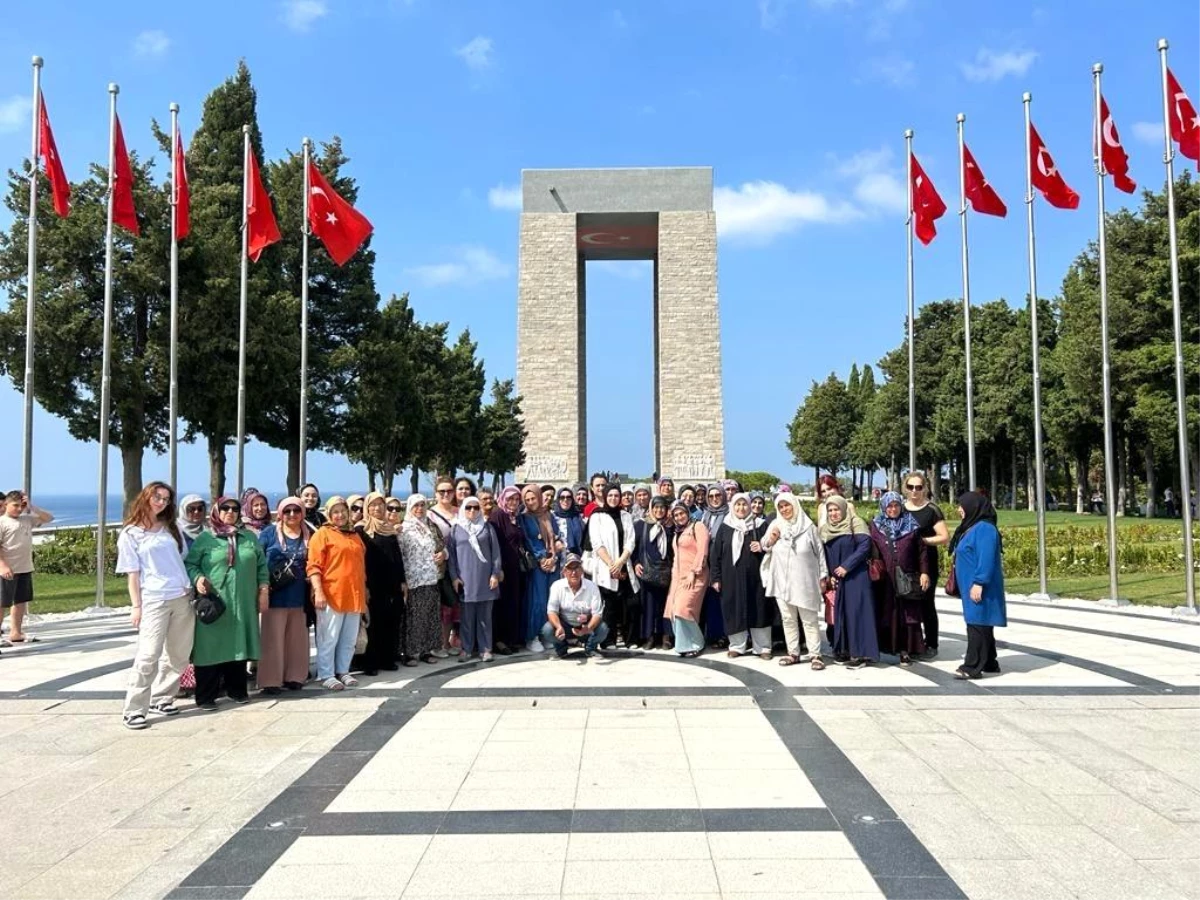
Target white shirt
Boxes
[547,576,604,626]
[116,525,191,606]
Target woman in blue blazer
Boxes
[949,491,1006,680]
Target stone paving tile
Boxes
[565,831,709,860]
[940,858,1077,900]
[563,858,719,895]
[713,857,879,894]
[704,830,859,859]
[1139,857,1200,900]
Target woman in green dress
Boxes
[185,496,269,710]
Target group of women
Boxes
[115,469,1007,727]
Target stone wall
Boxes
[656,211,724,481]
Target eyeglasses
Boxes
[151,494,171,503]
[282,508,302,516]
[905,483,923,491]
[219,504,240,513]
[436,489,452,495]
[386,504,404,512]
[351,505,363,512]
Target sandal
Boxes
[777,654,800,667]
[680,650,700,658]
[759,651,772,661]
[954,668,981,680]
[727,650,742,659]
[811,658,827,671]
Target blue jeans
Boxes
[316,607,361,680]
[541,620,609,656]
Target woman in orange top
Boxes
[306,496,367,690]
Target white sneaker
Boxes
[431,649,449,659]
[447,646,461,656]
[526,638,544,653]
[481,651,493,662]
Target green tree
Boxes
[479,378,527,490]
[724,471,782,494]
[0,150,170,507]
[786,373,854,482]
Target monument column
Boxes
[656,210,724,482]
[515,213,586,485]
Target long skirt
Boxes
[493,563,524,648]
[701,587,726,642]
[405,584,442,659]
[672,617,705,655]
[876,583,925,657]
[833,578,880,661]
[524,566,559,643]
[600,580,642,646]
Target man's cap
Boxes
[563,553,583,569]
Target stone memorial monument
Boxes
[515,167,725,485]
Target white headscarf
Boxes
[773,492,816,542]
[723,492,753,563]
[177,493,205,541]
[403,494,431,535]
[456,498,488,563]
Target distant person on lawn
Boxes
[0,490,53,646]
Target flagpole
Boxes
[1158,39,1197,614]
[94,83,119,611]
[299,137,311,489]
[1023,93,1052,600]
[956,113,977,491]
[1092,63,1123,605]
[905,128,917,478]
[236,124,250,497]
[168,102,180,493]
[22,56,42,500]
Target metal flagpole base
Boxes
[1027,592,1058,603]
[1098,596,1131,607]
[1171,605,1198,618]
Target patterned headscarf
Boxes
[874,491,918,541]
[209,496,242,566]
[240,489,271,531]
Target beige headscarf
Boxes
[818,495,867,542]
[362,491,395,537]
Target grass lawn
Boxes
[1005,572,1189,606]
[31,574,129,614]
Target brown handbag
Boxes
[945,559,959,597]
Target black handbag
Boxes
[270,548,300,589]
[191,588,227,625]
[438,574,460,609]
[518,548,536,573]
[893,568,916,598]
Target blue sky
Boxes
[0,0,1196,498]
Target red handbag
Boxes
[823,586,837,626]
[867,558,885,581]
[945,561,959,597]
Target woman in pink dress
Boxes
[664,502,709,657]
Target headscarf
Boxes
[322,495,354,533]
[647,496,670,556]
[403,494,431,536]
[949,490,1001,555]
[300,483,322,527]
[723,492,754,563]
[773,492,818,542]
[240,489,271,531]
[346,494,365,529]
[522,485,556,550]
[178,493,205,542]
[498,486,521,523]
[274,496,314,547]
[700,487,729,534]
[209,496,241,566]
[456,497,489,562]
[874,491,918,541]
[362,491,395,537]
[554,487,580,518]
[818,495,866,542]
[723,478,741,493]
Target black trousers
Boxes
[194,660,250,704]
[962,624,998,675]
[600,581,642,646]
[921,580,940,650]
[363,594,402,670]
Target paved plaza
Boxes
[0,594,1197,900]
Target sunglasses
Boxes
[351,505,363,512]
[436,489,452,495]
[186,504,205,513]
[905,483,923,491]
[386,504,404,512]
[282,507,302,516]
[219,504,241,513]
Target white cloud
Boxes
[961,48,1037,83]
[133,30,170,59]
[613,9,628,28]
[406,246,512,287]
[456,36,493,70]
[835,146,908,213]
[281,0,327,32]
[0,95,32,133]
[590,260,653,280]
[487,184,522,210]
[1131,121,1163,144]
[715,181,859,240]
[862,55,916,87]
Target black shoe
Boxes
[261,686,282,696]
[363,668,379,677]
[283,681,304,691]
[493,642,514,656]
[982,663,1001,674]
[197,701,218,711]
[382,663,400,672]
[230,694,250,704]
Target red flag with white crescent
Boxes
[1098,96,1136,194]
[246,149,280,262]
[1166,68,1199,163]
[111,113,139,236]
[37,93,70,218]
[963,143,1007,217]
[306,160,373,266]
[909,151,946,245]
[1029,122,1079,210]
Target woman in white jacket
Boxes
[584,485,642,648]
[762,493,829,670]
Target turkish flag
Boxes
[112,114,139,236]
[909,151,946,245]
[173,131,190,240]
[246,149,280,262]
[1166,68,1199,163]
[1029,123,1079,210]
[37,94,70,218]
[963,143,1007,217]
[306,160,372,266]
[1098,96,1136,194]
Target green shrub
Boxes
[33,528,118,575]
